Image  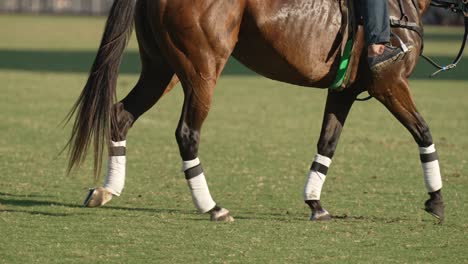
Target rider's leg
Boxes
[362,0,390,51]
[362,0,413,72]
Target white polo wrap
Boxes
[103,140,126,196]
[419,144,443,192]
[304,154,332,200]
[183,158,216,213]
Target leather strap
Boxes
[390,17,423,38]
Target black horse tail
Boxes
[66,0,136,178]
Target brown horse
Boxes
[68,0,445,222]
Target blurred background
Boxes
[0,0,114,15]
[0,0,464,25]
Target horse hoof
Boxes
[210,208,234,222]
[83,187,113,208]
[310,209,332,221]
[424,197,445,223]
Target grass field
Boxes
[1,15,468,263]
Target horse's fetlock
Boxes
[305,200,323,212]
[429,189,443,201]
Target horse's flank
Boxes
[232,0,343,87]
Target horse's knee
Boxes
[111,102,135,141]
[175,122,200,160]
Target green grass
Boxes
[1,15,468,263]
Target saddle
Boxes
[331,0,426,90]
[329,0,364,91]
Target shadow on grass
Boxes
[0,195,84,217]
[101,205,194,215]
[0,192,54,198]
[232,215,307,222]
[0,194,193,215]
[331,213,441,224]
[0,49,466,80]
[331,214,412,223]
[233,212,415,223]
[0,194,304,221]
[189,211,438,223]
[0,197,82,208]
[0,209,73,217]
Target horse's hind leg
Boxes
[151,1,243,221]
[371,79,444,221]
[304,88,358,220]
[85,72,176,207]
[84,68,176,207]
[84,7,177,207]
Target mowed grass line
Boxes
[1,15,468,263]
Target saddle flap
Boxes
[330,0,361,90]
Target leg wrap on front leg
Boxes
[419,144,443,192]
[304,154,332,200]
[103,140,127,196]
[182,158,216,213]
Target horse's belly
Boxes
[233,0,343,88]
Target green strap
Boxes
[330,39,354,89]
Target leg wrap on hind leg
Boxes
[419,144,443,192]
[182,158,216,213]
[103,140,126,196]
[304,154,332,200]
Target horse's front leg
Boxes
[174,82,233,222]
[304,89,357,221]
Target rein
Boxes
[421,16,468,76]
[421,0,468,77]
[391,0,468,77]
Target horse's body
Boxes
[69,0,445,221]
